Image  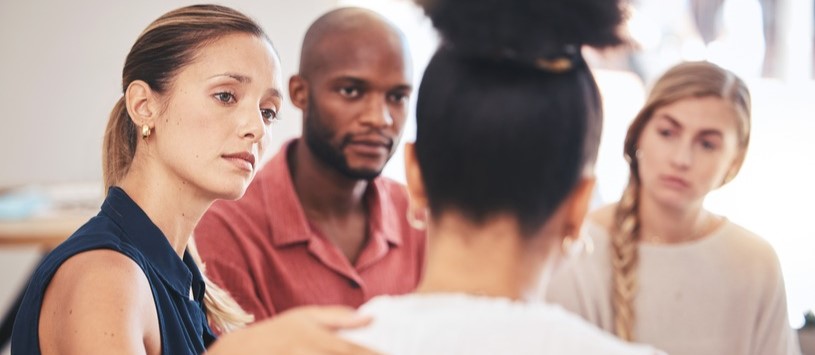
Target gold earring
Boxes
[141,124,151,139]
[406,207,427,230]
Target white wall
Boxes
[0,0,338,187]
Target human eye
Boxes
[387,91,410,104]
[214,91,237,104]
[260,108,279,124]
[338,86,362,99]
[657,128,674,138]
[700,139,719,151]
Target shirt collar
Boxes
[101,186,195,298]
[261,139,402,247]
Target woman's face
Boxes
[636,96,742,210]
[152,33,283,200]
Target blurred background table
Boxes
[0,211,95,250]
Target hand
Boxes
[207,305,381,355]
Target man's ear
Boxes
[289,75,309,111]
[404,143,428,210]
[560,177,596,239]
[125,80,156,128]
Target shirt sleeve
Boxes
[547,261,592,316]
[752,252,802,355]
[194,207,275,321]
[546,242,614,332]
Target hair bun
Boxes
[417,0,627,65]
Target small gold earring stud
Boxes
[141,124,151,139]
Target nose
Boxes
[239,107,267,143]
[359,95,394,128]
[670,139,693,169]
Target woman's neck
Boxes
[415,213,556,301]
[637,194,717,244]
[117,161,212,257]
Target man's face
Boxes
[300,28,412,180]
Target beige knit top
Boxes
[546,220,801,355]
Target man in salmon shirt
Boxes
[194,7,426,322]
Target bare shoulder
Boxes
[587,203,618,231]
[39,249,159,355]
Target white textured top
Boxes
[547,220,801,355]
[342,293,665,355]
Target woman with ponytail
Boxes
[11,4,378,355]
[341,0,663,353]
[548,61,801,355]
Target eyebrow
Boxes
[657,114,681,128]
[210,72,282,99]
[331,76,367,86]
[657,114,723,137]
[390,84,413,92]
[332,76,413,91]
[211,72,252,83]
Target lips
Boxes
[659,175,690,189]
[349,136,392,148]
[222,151,256,172]
[346,135,393,156]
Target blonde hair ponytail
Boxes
[102,97,137,190]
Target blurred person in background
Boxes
[548,61,801,355]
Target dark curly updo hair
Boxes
[413,0,627,236]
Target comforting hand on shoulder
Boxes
[207,306,381,355]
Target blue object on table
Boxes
[0,188,48,220]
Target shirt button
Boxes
[348,279,361,289]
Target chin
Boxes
[346,166,384,181]
[208,182,250,201]
[347,155,387,169]
[222,190,246,201]
[354,163,384,174]
[652,191,696,210]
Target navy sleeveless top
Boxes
[11,187,216,354]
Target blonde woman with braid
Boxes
[547,61,801,355]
